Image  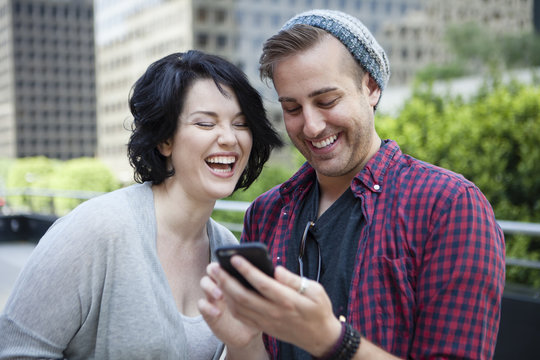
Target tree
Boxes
[211,161,296,238]
[49,158,121,215]
[5,157,121,215]
[377,79,540,287]
[417,22,540,82]
[5,156,61,212]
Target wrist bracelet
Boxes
[315,321,361,360]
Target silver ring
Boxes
[298,277,308,295]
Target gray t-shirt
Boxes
[0,182,237,359]
[181,314,221,360]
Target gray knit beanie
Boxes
[282,9,391,92]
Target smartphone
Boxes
[215,242,275,292]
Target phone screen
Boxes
[215,242,274,291]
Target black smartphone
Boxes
[215,242,275,291]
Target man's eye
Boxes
[319,98,338,107]
[284,106,301,114]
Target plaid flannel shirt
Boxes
[241,140,505,359]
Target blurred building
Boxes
[1,0,534,182]
[233,0,423,103]
[95,0,423,182]
[383,0,534,85]
[0,0,96,160]
[94,0,236,182]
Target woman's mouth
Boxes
[205,155,236,173]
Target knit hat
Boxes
[281,9,391,92]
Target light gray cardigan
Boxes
[0,182,237,359]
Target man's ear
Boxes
[157,139,173,157]
[363,74,381,108]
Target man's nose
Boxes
[302,108,325,138]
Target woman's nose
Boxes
[217,125,238,146]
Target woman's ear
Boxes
[363,73,381,108]
[157,139,173,157]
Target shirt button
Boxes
[374,184,380,190]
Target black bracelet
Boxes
[315,322,361,360]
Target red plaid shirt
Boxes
[241,140,505,359]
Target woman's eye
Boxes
[196,122,215,128]
[233,122,249,128]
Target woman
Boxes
[0,51,282,359]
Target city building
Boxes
[0,0,96,160]
[2,0,535,182]
[383,0,534,85]
[95,0,425,182]
[94,0,236,182]
[232,0,423,120]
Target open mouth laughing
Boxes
[311,134,338,149]
[205,155,236,173]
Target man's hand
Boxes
[205,255,342,357]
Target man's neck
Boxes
[316,174,354,218]
[315,136,383,217]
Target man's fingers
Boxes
[197,298,221,319]
[200,275,223,301]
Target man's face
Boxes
[273,35,381,183]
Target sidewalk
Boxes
[0,242,36,311]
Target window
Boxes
[216,35,227,49]
[197,7,208,22]
[196,33,208,48]
[215,9,226,23]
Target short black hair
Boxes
[127,50,282,189]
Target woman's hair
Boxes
[259,24,364,85]
[127,50,282,189]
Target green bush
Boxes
[5,156,61,212]
[5,157,120,215]
[49,158,121,215]
[377,79,540,287]
[418,22,540,82]
[211,162,296,238]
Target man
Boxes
[199,9,505,360]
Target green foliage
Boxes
[415,62,468,83]
[499,32,540,69]
[0,158,14,180]
[49,158,121,215]
[5,157,120,214]
[445,22,502,68]
[5,156,61,212]
[417,22,540,82]
[211,163,296,238]
[377,80,540,287]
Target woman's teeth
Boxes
[312,134,337,149]
[206,156,235,172]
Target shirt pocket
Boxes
[368,255,416,345]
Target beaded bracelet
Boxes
[315,320,361,360]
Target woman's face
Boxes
[159,78,252,202]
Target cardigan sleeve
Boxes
[0,210,106,358]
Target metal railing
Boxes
[2,188,540,269]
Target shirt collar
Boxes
[279,139,401,198]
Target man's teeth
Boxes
[312,135,337,149]
[206,156,235,164]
